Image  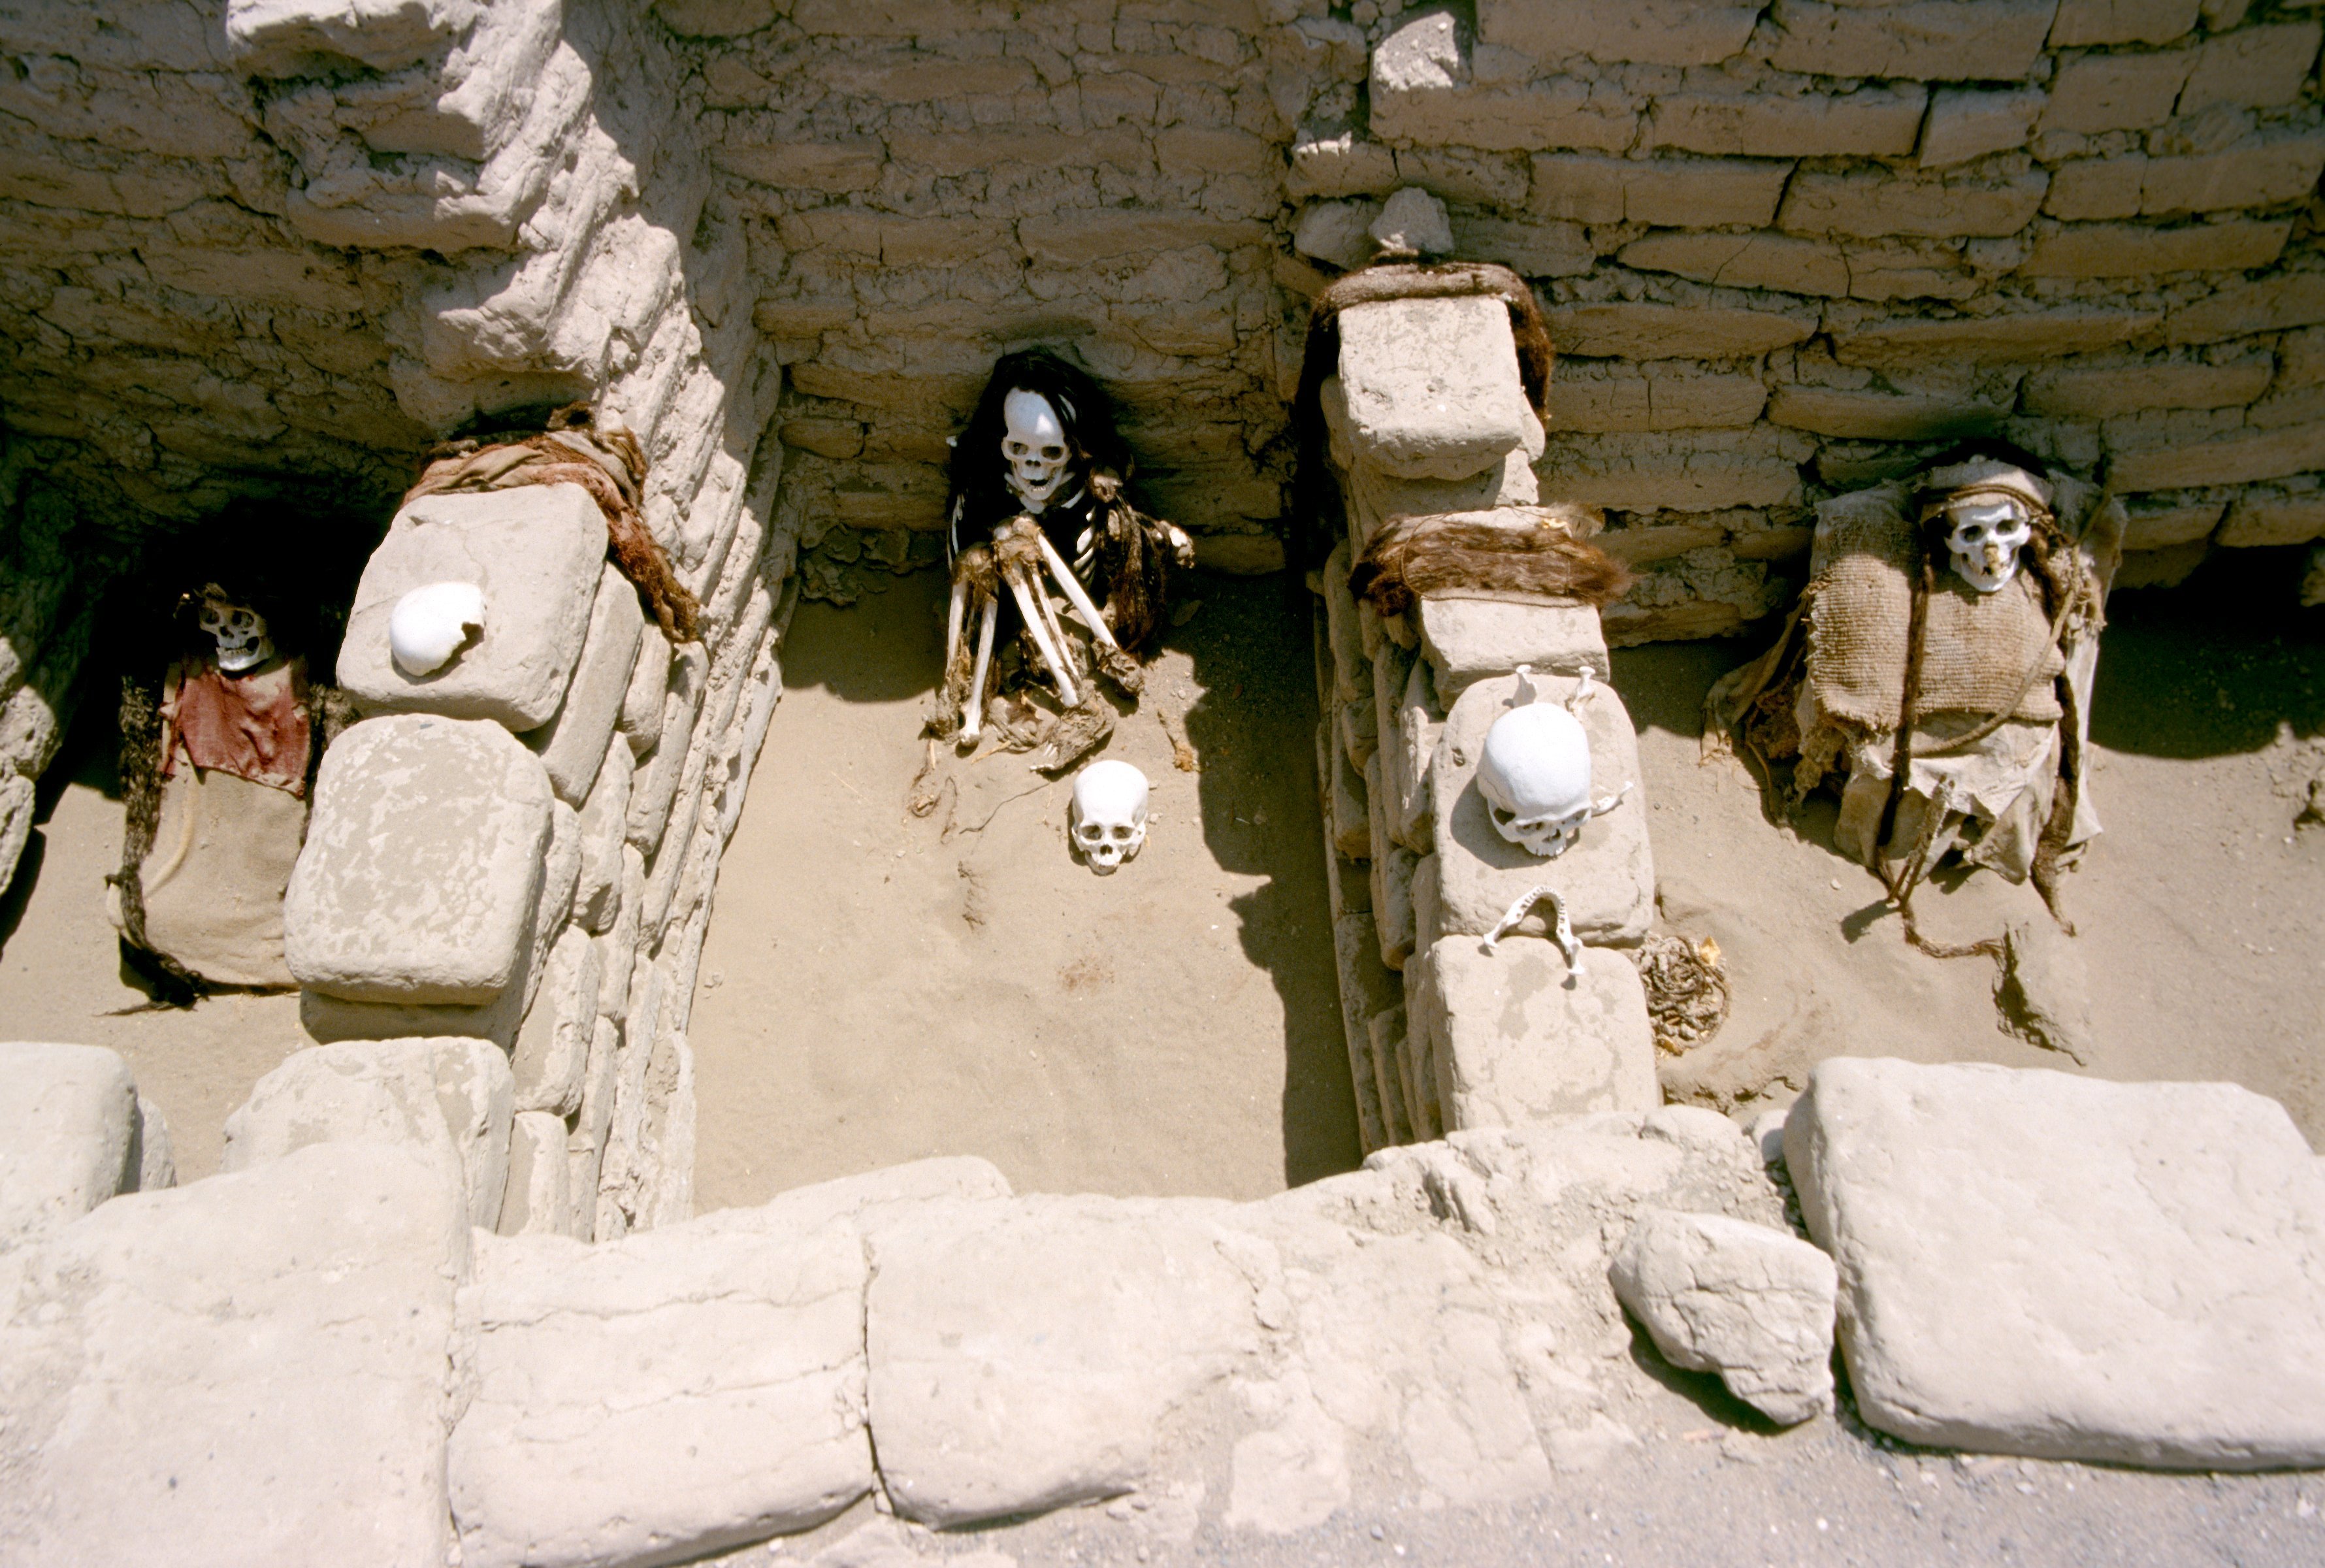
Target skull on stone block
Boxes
[1070,759,1148,874]
[1943,492,2035,594]
[197,585,272,673]
[1476,698,1594,859]
[1001,387,1070,512]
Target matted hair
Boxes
[945,348,1129,552]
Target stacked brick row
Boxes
[1290,0,2325,631]
[1307,291,1659,1154]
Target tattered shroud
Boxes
[1292,261,1555,569]
[404,404,702,644]
[1348,506,1631,617]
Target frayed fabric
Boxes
[1348,508,1631,617]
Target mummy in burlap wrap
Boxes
[930,351,1194,761]
[1707,452,2124,924]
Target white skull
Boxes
[1476,700,1594,859]
[1001,388,1069,511]
[1070,759,1148,874]
[1944,493,2034,593]
[197,587,272,674]
[389,581,487,677]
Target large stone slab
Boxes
[1336,296,1535,481]
[867,1196,1267,1528]
[1418,592,1611,698]
[0,1143,467,1567]
[525,563,646,806]
[1610,1209,1837,1426]
[340,485,608,730]
[0,1041,140,1243]
[285,714,554,1005]
[1430,672,1654,947]
[1785,1058,2325,1467]
[1418,939,1657,1130]
[221,1036,515,1230]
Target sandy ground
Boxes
[689,570,1359,1207]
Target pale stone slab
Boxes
[1419,593,1610,698]
[1786,1057,2325,1467]
[572,732,631,933]
[867,1196,1266,1527]
[340,485,608,730]
[1378,649,1439,853]
[1610,1209,1838,1426]
[0,1143,466,1567]
[1430,672,1654,947]
[1337,296,1533,482]
[525,564,645,806]
[495,1110,570,1237]
[1418,939,1658,1130]
[221,1036,515,1230]
[285,714,553,1005]
[449,1203,876,1568]
[510,923,601,1116]
[0,1041,138,1243]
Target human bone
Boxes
[197,587,272,674]
[1001,389,1069,511]
[1944,493,2034,593]
[388,581,488,677]
[1476,684,1595,859]
[1069,759,1148,874]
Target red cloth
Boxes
[161,656,311,796]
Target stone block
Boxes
[1536,429,1811,514]
[340,485,608,731]
[1289,131,1403,201]
[1768,382,2014,442]
[1543,298,1818,360]
[221,1036,515,1230]
[1529,153,1793,229]
[1647,83,1928,157]
[618,637,671,758]
[1419,594,1611,697]
[1330,725,1371,860]
[2121,492,2227,549]
[2023,356,2272,419]
[1547,361,1768,433]
[1322,538,1367,704]
[449,1203,875,1568]
[1367,1007,1414,1145]
[1610,1210,1838,1426]
[2218,483,2325,547]
[0,1143,466,1566]
[1830,308,2156,366]
[1786,1057,2325,1467]
[2042,50,2192,134]
[1919,87,2045,168]
[1293,198,1379,271]
[2019,220,2290,278]
[2165,272,2325,345]
[1779,169,2047,239]
[1332,900,1401,1152]
[1618,231,1851,297]
[2049,0,2200,45]
[0,1041,138,1243]
[2043,156,2144,220]
[2178,22,2322,116]
[1379,650,1440,854]
[1367,753,1419,969]
[1447,212,1597,278]
[285,715,553,1006]
[510,924,602,1117]
[225,0,474,73]
[1418,939,1657,1130]
[494,1110,570,1237]
[572,734,630,933]
[1766,0,2055,80]
[1342,696,1380,772]
[1371,15,1637,152]
[2139,135,2325,217]
[1337,297,1533,482]
[1344,448,1542,544]
[2109,422,2325,491]
[523,564,645,807]
[1480,0,1761,67]
[866,1196,1265,1527]
[1430,671,1653,946]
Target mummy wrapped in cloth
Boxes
[110,572,350,997]
[931,350,1194,751]
[1706,446,2124,936]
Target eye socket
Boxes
[1041,444,1065,461]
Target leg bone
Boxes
[1036,532,1122,651]
[1004,561,1080,707]
[962,592,998,747]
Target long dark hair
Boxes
[945,349,1128,550]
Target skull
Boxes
[196,587,272,674]
[389,581,487,677]
[1943,492,2035,594]
[1001,388,1070,512]
[1070,759,1148,874]
[1476,699,1594,859]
